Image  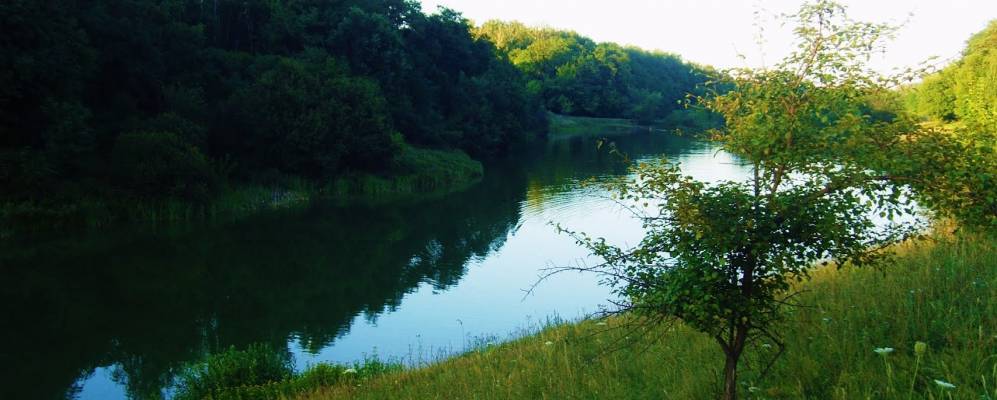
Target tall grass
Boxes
[0,146,481,237]
[173,345,402,400]
[298,228,996,399]
[548,114,641,139]
[328,146,483,203]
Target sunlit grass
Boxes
[297,227,996,399]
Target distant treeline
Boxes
[475,21,718,124]
[904,20,996,135]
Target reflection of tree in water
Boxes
[0,169,527,400]
[520,132,706,209]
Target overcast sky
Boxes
[420,0,997,72]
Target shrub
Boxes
[110,131,218,203]
[173,344,293,400]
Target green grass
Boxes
[548,114,642,139]
[548,110,721,140]
[0,146,481,237]
[327,146,483,204]
[295,228,996,399]
[0,182,315,238]
[173,345,403,400]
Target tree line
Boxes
[475,20,718,124]
[0,0,550,207]
[901,19,996,226]
[904,20,997,136]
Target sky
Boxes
[420,0,997,73]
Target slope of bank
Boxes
[296,228,995,399]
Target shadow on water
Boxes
[0,129,705,399]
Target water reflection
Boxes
[0,129,729,399]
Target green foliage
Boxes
[906,71,958,121]
[111,131,219,203]
[332,145,484,200]
[0,0,551,229]
[555,3,943,399]
[898,20,997,229]
[174,344,294,400]
[174,345,403,400]
[222,56,397,178]
[906,20,997,133]
[885,128,997,229]
[952,21,997,134]
[475,20,717,122]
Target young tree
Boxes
[555,2,930,399]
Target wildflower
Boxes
[544,341,554,346]
[343,368,357,375]
[914,341,927,356]
[933,379,956,389]
[873,347,895,355]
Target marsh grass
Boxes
[0,146,481,237]
[548,114,641,139]
[328,146,483,204]
[548,111,718,140]
[173,345,402,400]
[298,228,996,399]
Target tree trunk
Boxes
[722,325,748,400]
[722,351,739,400]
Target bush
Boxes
[221,56,399,179]
[173,344,293,400]
[173,345,403,400]
[110,131,219,203]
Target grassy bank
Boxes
[327,145,483,205]
[0,146,482,238]
[548,114,641,138]
[548,109,722,140]
[291,228,995,399]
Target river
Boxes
[0,126,750,399]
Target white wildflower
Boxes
[343,368,357,374]
[933,379,956,389]
[873,347,895,355]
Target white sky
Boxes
[420,0,997,72]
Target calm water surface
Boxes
[0,128,749,399]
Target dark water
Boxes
[0,129,748,399]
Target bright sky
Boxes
[421,0,997,72]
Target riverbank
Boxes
[547,109,722,140]
[285,227,995,399]
[0,145,482,239]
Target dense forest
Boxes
[475,21,716,124]
[0,1,719,232]
[0,0,550,217]
[901,20,996,226]
[904,20,997,136]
